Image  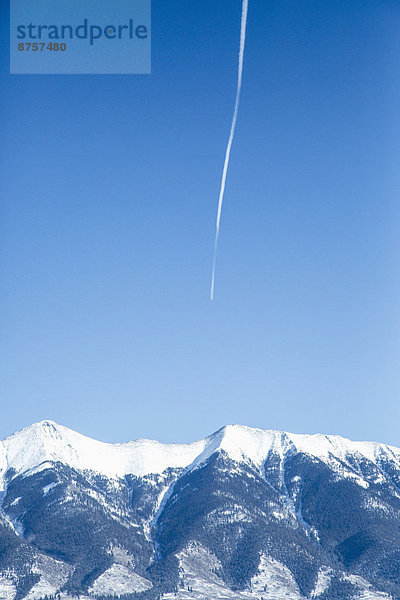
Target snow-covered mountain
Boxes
[3,420,399,481]
[1,421,400,600]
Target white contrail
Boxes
[210,0,249,301]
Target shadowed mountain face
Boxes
[1,422,400,600]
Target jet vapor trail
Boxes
[210,0,249,301]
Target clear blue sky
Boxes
[1,0,400,446]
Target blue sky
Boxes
[1,0,400,446]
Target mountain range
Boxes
[1,421,400,600]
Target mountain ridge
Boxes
[1,420,399,481]
[2,421,400,600]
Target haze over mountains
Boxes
[1,421,400,600]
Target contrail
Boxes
[210,0,249,301]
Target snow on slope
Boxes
[88,564,152,596]
[0,573,17,600]
[250,554,303,599]
[1,421,400,486]
[163,542,246,600]
[24,555,72,600]
[343,575,392,600]
[310,567,333,598]
[0,421,208,482]
[163,545,392,600]
[163,544,303,600]
[0,551,72,600]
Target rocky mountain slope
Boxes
[1,421,400,600]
